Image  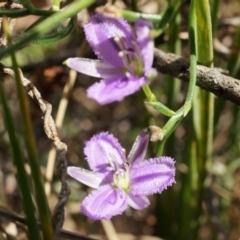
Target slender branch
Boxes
[153,48,240,106]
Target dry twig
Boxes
[153,48,240,106]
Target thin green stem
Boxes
[154,0,185,36]
[0,9,55,18]
[146,101,176,117]
[120,10,161,24]
[165,13,181,111]
[0,81,41,240]
[158,15,182,237]
[156,108,183,156]
[211,0,222,127]
[195,0,213,66]
[195,0,214,181]
[183,0,197,116]
[19,0,34,12]
[142,85,156,102]
[3,20,54,240]
[164,13,181,154]
[177,1,198,237]
[0,0,95,58]
[211,0,220,37]
[227,25,240,77]
[31,17,75,44]
[156,0,196,156]
[130,0,137,11]
[13,56,53,239]
[226,23,240,159]
[178,0,214,238]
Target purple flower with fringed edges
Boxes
[67,130,175,220]
[65,13,157,105]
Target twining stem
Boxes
[3,20,54,240]
[179,0,214,238]
[156,13,182,237]
[183,0,197,117]
[0,82,41,240]
[155,3,197,156]
[156,108,183,156]
[154,1,195,145]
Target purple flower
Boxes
[67,130,175,220]
[65,14,157,105]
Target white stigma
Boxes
[118,51,124,57]
[125,72,131,78]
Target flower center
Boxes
[107,153,130,192]
[114,36,144,77]
[113,165,130,192]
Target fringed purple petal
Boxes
[87,74,146,105]
[84,132,125,183]
[127,194,150,210]
[135,19,154,72]
[130,157,176,195]
[84,14,132,67]
[67,166,102,189]
[66,58,120,78]
[81,185,128,220]
[127,129,149,166]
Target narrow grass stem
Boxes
[3,20,54,240]
[0,81,41,240]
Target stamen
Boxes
[131,40,142,59]
[114,34,144,76]
[125,72,131,78]
[119,51,132,71]
[112,161,130,194]
[124,163,130,185]
[114,36,127,50]
[114,36,120,43]
[107,153,119,171]
[124,51,134,63]
[118,51,124,57]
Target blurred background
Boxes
[1,0,240,239]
